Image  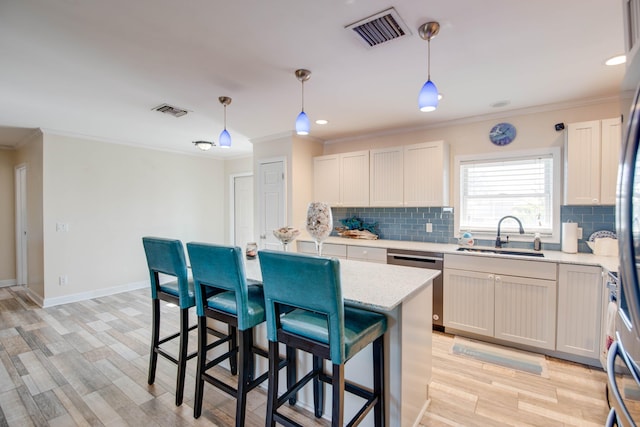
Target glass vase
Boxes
[305,202,333,256]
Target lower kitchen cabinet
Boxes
[443,254,557,350]
[556,264,603,358]
[494,274,556,350]
[443,268,494,336]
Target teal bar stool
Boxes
[186,242,296,426]
[142,237,197,406]
[258,250,387,427]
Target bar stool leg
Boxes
[286,346,297,405]
[229,324,238,375]
[148,299,160,385]
[193,317,208,418]
[331,363,345,427]
[373,335,385,427]
[313,355,324,417]
[235,328,253,427]
[175,307,190,406]
[266,341,280,427]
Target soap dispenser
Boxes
[533,233,542,251]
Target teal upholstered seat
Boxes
[258,250,387,427]
[186,242,295,426]
[142,237,197,407]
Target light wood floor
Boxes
[0,285,610,426]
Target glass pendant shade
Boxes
[219,129,231,148]
[419,79,439,112]
[296,111,310,135]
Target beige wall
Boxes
[324,99,621,157]
[0,149,16,283]
[14,131,45,299]
[41,133,226,304]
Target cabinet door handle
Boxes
[495,275,501,283]
[488,274,494,280]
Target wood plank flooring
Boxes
[0,285,610,426]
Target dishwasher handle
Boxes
[387,253,443,262]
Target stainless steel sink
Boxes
[456,246,544,257]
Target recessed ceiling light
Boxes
[315,119,328,125]
[605,54,626,66]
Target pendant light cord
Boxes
[223,104,227,130]
[301,80,305,113]
[427,38,431,81]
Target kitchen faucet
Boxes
[495,215,525,248]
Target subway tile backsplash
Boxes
[331,205,615,253]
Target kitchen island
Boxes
[244,257,439,427]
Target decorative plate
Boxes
[588,230,617,242]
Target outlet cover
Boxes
[426,223,433,233]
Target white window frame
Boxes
[454,147,561,244]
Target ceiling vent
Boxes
[153,103,188,117]
[345,7,412,48]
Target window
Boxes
[456,148,561,241]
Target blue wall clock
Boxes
[489,122,517,146]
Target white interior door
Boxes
[258,160,285,250]
[232,174,254,249]
[15,164,27,286]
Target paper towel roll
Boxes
[562,222,578,253]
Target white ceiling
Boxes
[0,0,626,158]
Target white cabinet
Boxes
[443,268,495,336]
[494,274,556,350]
[319,141,449,208]
[369,147,404,207]
[296,241,387,264]
[313,151,369,207]
[556,264,603,359]
[565,118,621,205]
[296,241,347,259]
[346,245,387,263]
[404,141,450,207]
[444,254,557,350]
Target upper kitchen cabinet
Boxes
[369,147,404,207]
[564,117,621,205]
[404,141,450,207]
[313,151,369,207]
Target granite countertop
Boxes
[297,235,620,273]
[244,257,439,312]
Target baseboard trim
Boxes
[0,279,17,288]
[41,281,148,308]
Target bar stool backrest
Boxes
[142,237,191,309]
[258,250,347,363]
[186,242,254,329]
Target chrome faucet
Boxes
[495,215,525,248]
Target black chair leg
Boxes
[193,318,208,418]
[313,355,324,418]
[148,299,160,385]
[331,363,345,427]
[286,345,297,405]
[373,335,385,427]
[266,341,280,427]
[229,324,238,375]
[235,329,253,427]
[175,307,189,406]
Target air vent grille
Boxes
[345,7,411,48]
[153,103,188,117]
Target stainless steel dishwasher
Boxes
[387,249,444,331]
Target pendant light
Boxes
[418,21,440,112]
[218,96,232,148]
[295,69,311,135]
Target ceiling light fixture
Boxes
[193,140,215,151]
[418,21,440,112]
[605,54,626,66]
[315,119,328,125]
[295,69,311,135]
[218,96,232,148]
